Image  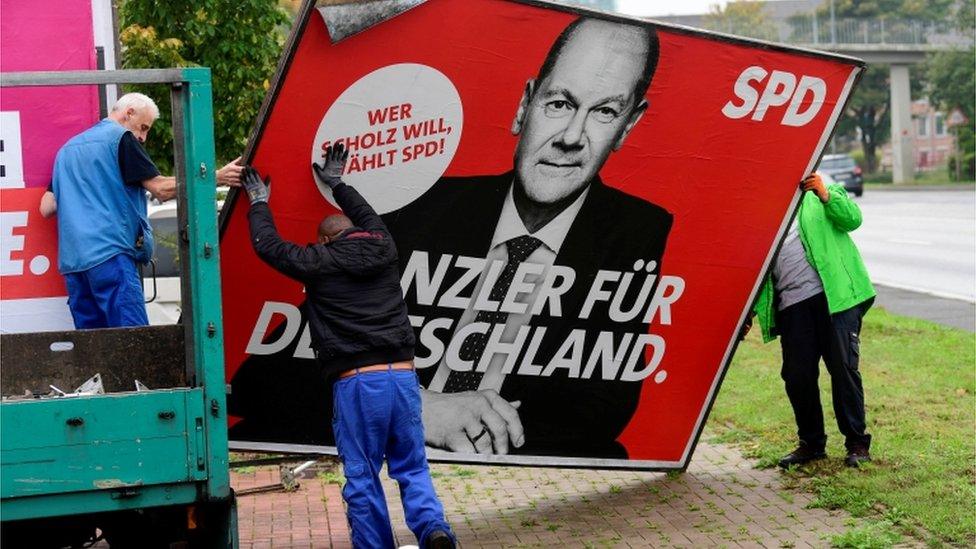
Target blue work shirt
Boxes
[52,118,159,273]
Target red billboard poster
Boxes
[220,0,863,468]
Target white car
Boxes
[144,201,181,324]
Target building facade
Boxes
[882,98,957,172]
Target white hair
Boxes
[112,92,160,121]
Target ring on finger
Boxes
[470,427,489,443]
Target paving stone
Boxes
[228,435,923,548]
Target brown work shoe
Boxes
[845,445,872,467]
[778,443,826,468]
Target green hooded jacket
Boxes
[754,183,876,343]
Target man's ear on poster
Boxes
[509,78,650,151]
[614,97,648,151]
[510,79,536,136]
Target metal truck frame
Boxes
[0,68,235,548]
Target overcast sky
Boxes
[614,0,729,17]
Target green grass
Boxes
[712,307,976,546]
[830,519,902,548]
[863,169,975,186]
[316,469,344,486]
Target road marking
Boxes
[886,238,933,246]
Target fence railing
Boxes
[698,16,972,47]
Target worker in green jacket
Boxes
[747,173,875,468]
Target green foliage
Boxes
[924,46,976,180]
[117,25,189,174]
[925,48,975,122]
[714,308,976,545]
[818,0,956,20]
[953,0,975,32]
[947,143,975,181]
[316,469,345,486]
[840,65,892,173]
[119,0,289,173]
[820,1,964,174]
[810,476,874,516]
[155,229,180,265]
[703,0,779,41]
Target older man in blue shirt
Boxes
[50,92,241,328]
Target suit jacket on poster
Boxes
[381,172,673,458]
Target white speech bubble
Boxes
[310,63,463,214]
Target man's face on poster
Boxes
[512,19,650,205]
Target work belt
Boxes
[338,361,415,379]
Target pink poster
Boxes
[1,0,100,331]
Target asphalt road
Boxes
[850,187,976,303]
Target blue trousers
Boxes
[64,254,148,329]
[332,367,453,549]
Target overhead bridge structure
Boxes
[660,14,973,183]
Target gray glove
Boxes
[242,166,270,204]
[312,143,349,189]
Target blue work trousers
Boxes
[332,367,452,549]
[64,254,148,329]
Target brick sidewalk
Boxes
[234,438,871,548]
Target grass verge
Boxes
[712,307,975,546]
[863,170,975,186]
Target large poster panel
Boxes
[220,0,863,468]
[0,0,102,333]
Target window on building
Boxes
[935,113,946,136]
[917,116,928,137]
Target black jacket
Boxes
[247,183,415,376]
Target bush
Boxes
[862,171,892,184]
[119,1,289,172]
[947,126,975,181]
[947,153,976,181]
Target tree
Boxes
[814,0,959,173]
[923,1,975,180]
[815,0,956,20]
[702,0,779,41]
[119,0,289,172]
[925,46,975,179]
[839,65,891,173]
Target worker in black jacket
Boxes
[242,144,456,549]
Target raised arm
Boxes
[802,173,862,232]
[313,144,385,232]
[243,167,338,280]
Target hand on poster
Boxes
[241,167,270,204]
[421,388,524,454]
[801,173,829,203]
[217,156,245,187]
[312,143,350,189]
[738,313,754,341]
